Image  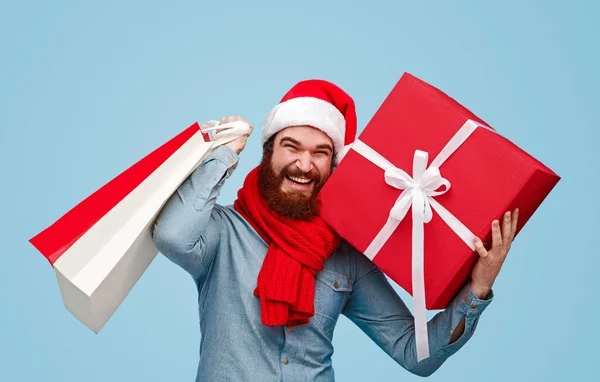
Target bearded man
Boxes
[152,79,518,381]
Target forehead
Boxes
[275,126,333,147]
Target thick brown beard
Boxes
[259,151,324,221]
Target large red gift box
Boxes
[320,73,560,312]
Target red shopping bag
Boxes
[29,120,250,333]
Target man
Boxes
[152,79,518,381]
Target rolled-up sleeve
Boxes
[342,258,493,377]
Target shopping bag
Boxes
[29,120,250,333]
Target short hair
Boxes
[262,134,277,154]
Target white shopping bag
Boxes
[29,120,250,333]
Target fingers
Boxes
[219,116,232,125]
[217,116,254,136]
[220,116,250,124]
[486,209,520,256]
[219,116,241,125]
[502,208,519,253]
[217,116,234,133]
[219,116,253,155]
[511,208,519,237]
[479,210,519,261]
[502,211,512,246]
[474,237,488,258]
[491,219,502,249]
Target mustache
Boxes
[258,155,322,220]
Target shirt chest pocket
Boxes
[312,270,353,339]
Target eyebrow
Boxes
[280,136,333,153]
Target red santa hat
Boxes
[262,79,357,162]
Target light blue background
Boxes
[1,1,597,381]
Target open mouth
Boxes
[285,175,315,186]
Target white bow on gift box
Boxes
[342,119,493,361]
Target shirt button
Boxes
[228,157,235,163]
[471,304,477,310]
[284,358,289,365]
[333,282,340,289]
[287,326,292,332]
[464,296,471,303]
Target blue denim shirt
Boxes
[151,146,493,381]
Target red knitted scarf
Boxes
[233,166,340,327]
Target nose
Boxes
[295,151,313,173]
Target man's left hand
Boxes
[469,209,519,299]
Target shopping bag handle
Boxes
[200,120,252,148]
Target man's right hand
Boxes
[217,116,254,155]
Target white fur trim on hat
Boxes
[262,96,346,153]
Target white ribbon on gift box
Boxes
[349,119,494,362]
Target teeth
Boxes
[288,175,311,184]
